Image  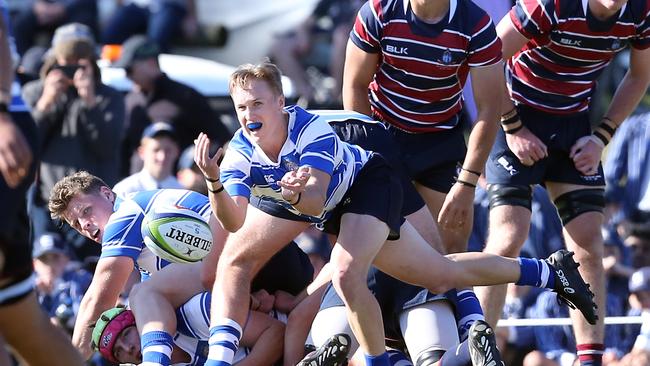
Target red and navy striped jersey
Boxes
[350,0,502,133]
[508,0,650,114]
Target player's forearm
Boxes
[72,295,103,359]
[464,111,499,174]
[290,185,326,217]
[238,321,285,366]
[604,71,650,127]
[210,192,245,232]
[343,85,373,117]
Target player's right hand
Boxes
[505,126,548,166]
[194,132,223,181]
[0,114,32,188]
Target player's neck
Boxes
[588,0,624,21]
[258,113,288,162]
[410,0,449,23]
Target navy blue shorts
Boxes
[329,120,425,216]
[0,111,38,305]
[320,268,445,341]
[385,123,466,193]
[322,154,406,240]
[252,240,314,296]
[486,105,605,186]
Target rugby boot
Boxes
[545,249,598,325]
[468,320,504,366]
[298,333,351,366]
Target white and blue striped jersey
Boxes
[173,292,287,365]
[100,189,212,278]
[220,106,373,223]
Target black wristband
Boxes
[208,184,225,194]
[0,102,8,114]
[456,179,477,188]
[204,176,219,183]
[290,192,302,206]
[504,124,523,135]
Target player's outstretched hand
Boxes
[279,166,310,203]
[194,132,224,181]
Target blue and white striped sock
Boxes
[515,257,555,289]
[365,352,391,366]
[204,318,243,366]
[450,289,485,341]
[140,330,174,366]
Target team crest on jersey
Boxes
[441,49,453,64]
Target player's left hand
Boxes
[438,183,474,230]
[569,135,603,176]
[279,166,310,203]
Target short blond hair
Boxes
[48,171,109,220]
[229,60,284,97]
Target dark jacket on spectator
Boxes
[121,73,230,176]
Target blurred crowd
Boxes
[2,0,650,366]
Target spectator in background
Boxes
[0,9,84,365]
[102,0,199,52]
[21,24,124,261]
[114,35,230,176]
[613,268,650,365]
[622,223,650,269]
[32,232,92,334]
[113,121,182,198]
[269,0,363,106]
[604,113,650,226]
[11,0,97,56]
[176,145,207,195]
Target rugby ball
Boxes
[141,206,213,263]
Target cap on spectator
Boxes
[113,35,160,68]
[178,145,197,171]
[52,23,96,59]
[32,232,67,259]
[141,122,176,141]
[629,267,650,293]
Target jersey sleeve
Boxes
[295,117,338,175]
[468,13,503,67]
[509,0,557,38]
[100,203,143,263]
[631,6,650,49]
[349,0,383,53]
[220,132,254,199]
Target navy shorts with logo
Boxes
[486,104,605,187]
[0,111,39,305]
[329,120,425,216]
[385,122,466,193]
[322,154,406,240]
[320,267,446,341]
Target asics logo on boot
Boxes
[480,336,496,366]
[556,270,575,294]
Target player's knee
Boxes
[553,188,604,226]
[331,266,367,302]
[414,348,446,366]
[487,184,532,211]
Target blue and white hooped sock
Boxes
[437,340,471,366]
[449,289,485,341]
[365,352,391,366]
[515,257,555,289]
[204,318,243,366]
[140,330,174,366]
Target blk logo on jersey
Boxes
[386,45,408,55]
[560,38,581,47]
